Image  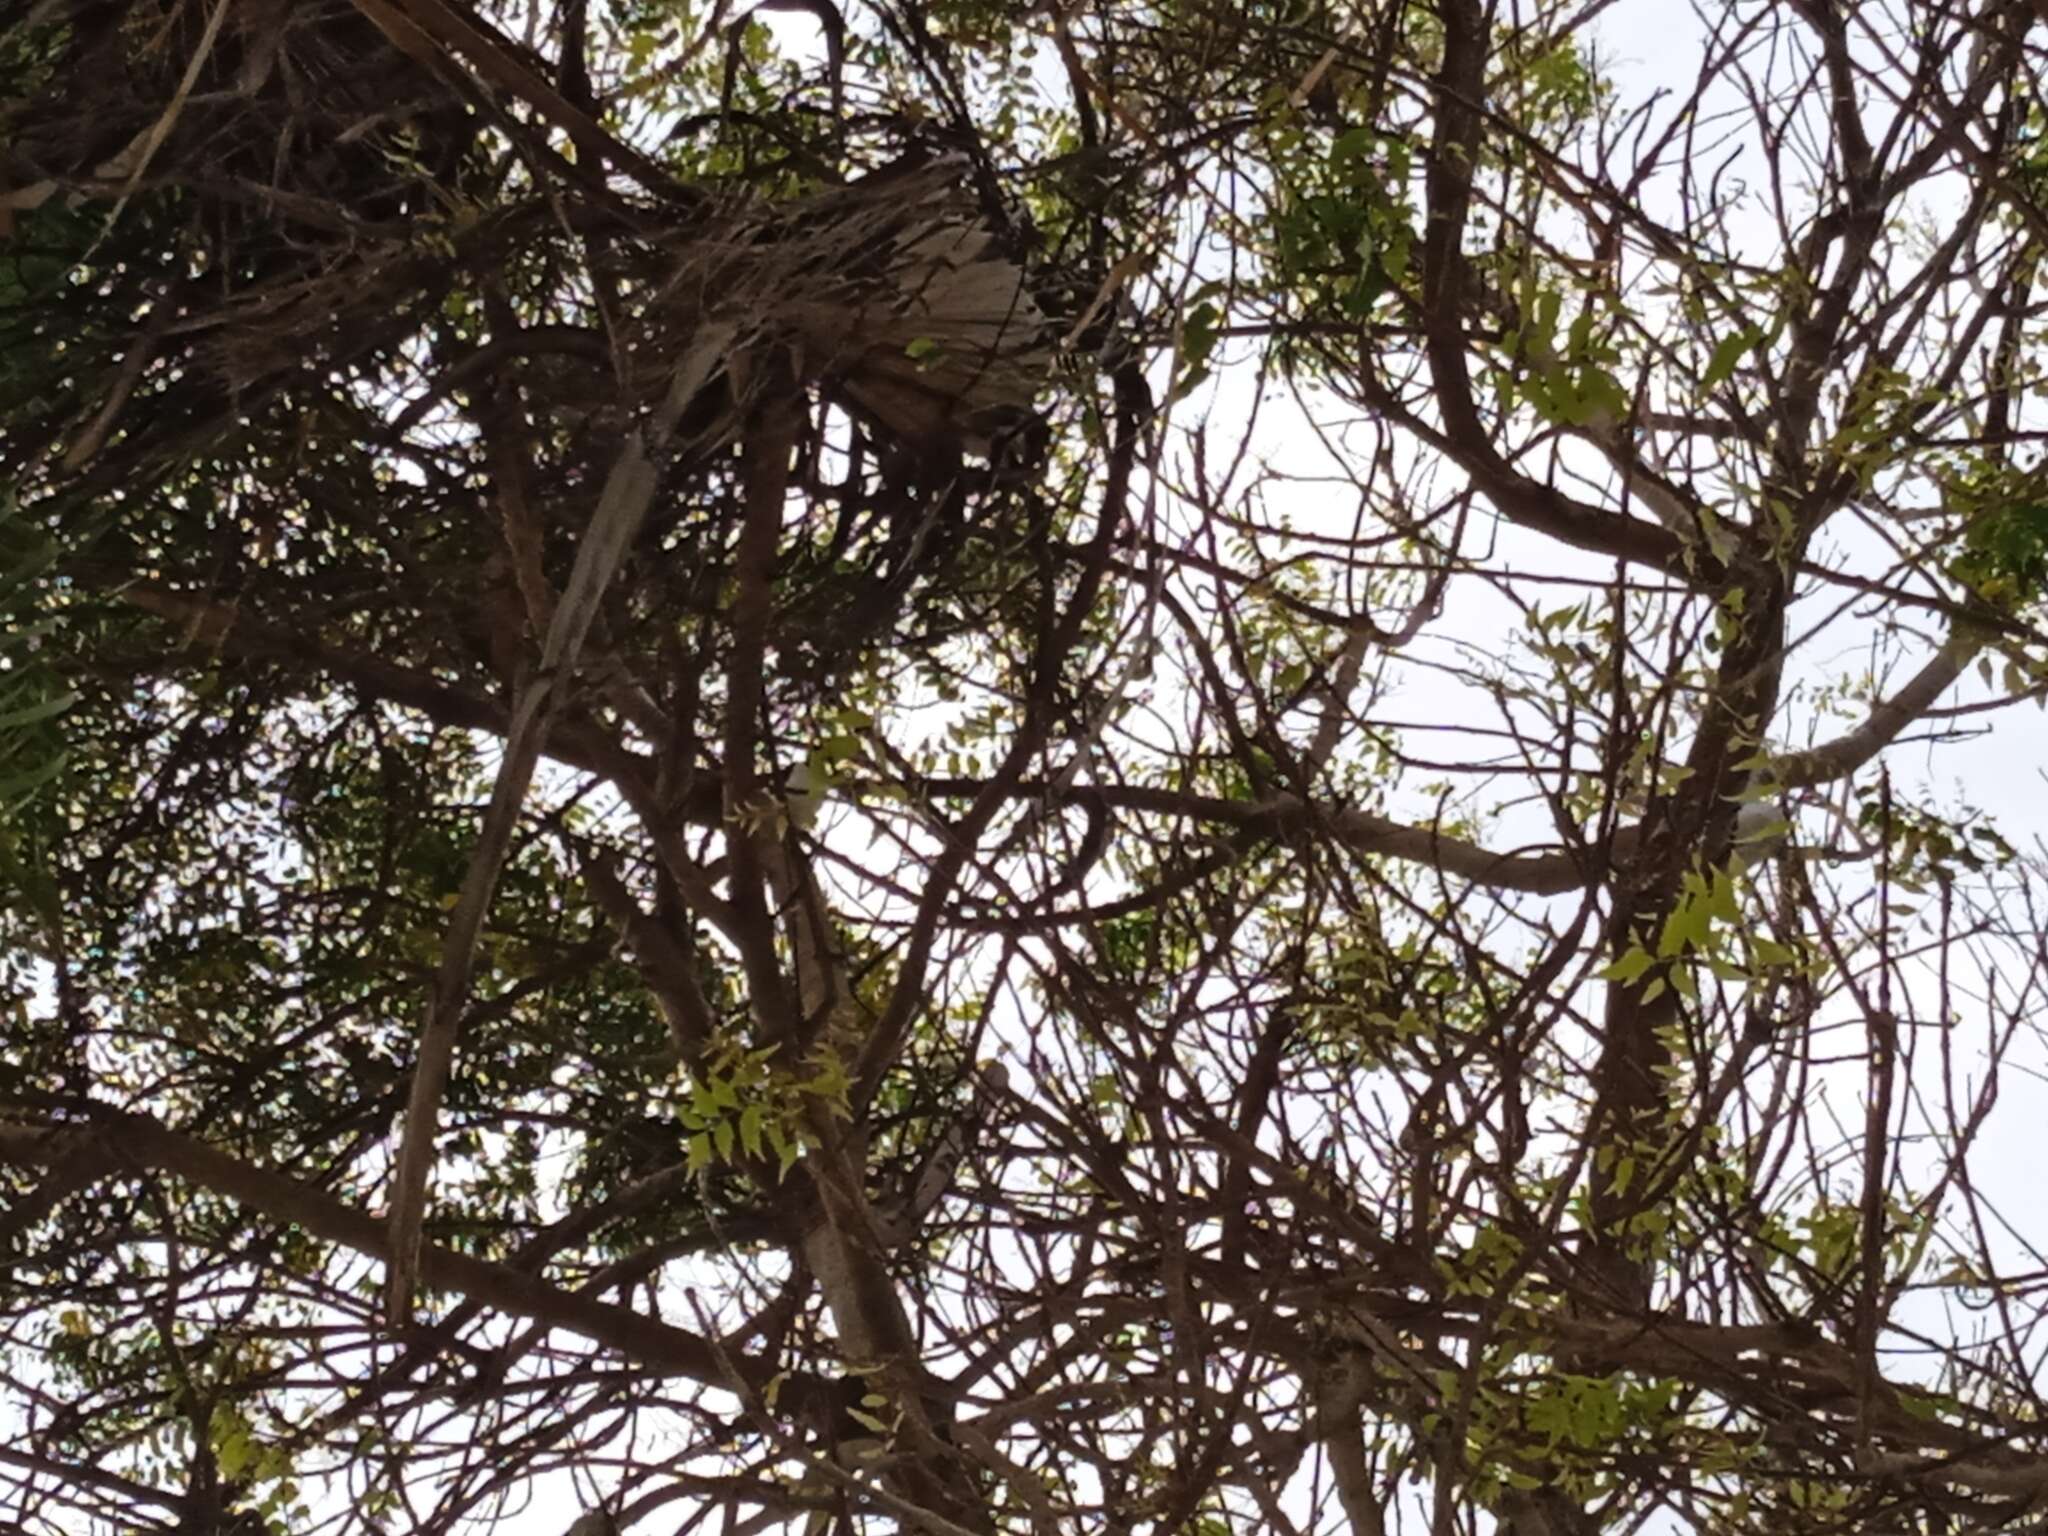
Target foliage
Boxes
[5,3,2048,1536]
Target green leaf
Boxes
[1703,328,1762,389]
[1330,126,1377,167]
[1751,937,1798,967]
[1173,300,1223,397]
[1705,867,1741,924]
[1596,947,1654,984]
[1658,894,1713,957]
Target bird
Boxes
[642,148,1057,464]
[783,152,1054,457]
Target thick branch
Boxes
[1414,0,1690,575]
[114,584,643,784]
[387,416,670,1322]
[0,1116,746,1385]
[1769,623,1989,790]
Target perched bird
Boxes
[782,152,1054,456]
[643,149,1057,463]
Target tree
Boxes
[6,0,2048,1532]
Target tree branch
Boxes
[0,1116,747,1384]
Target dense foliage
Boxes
[7,1,2048,1534]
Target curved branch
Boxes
[1412,0,1691,577]
[1769,623,1989,790]
[113,584,644,784]
[0,1116,747,1385]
